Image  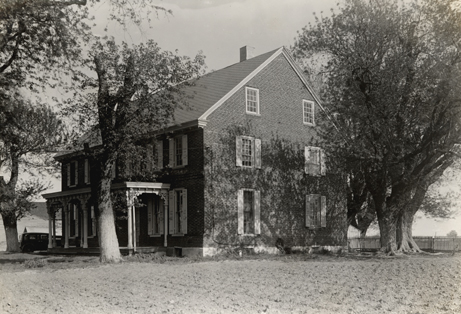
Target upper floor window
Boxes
[303,100,315,125]
[246,87,260,115]
[305,194,326,229]
[304,146,326,176]
[237,189,261,235]
[67,161,78,187]
[236,136,261,169]
[169,135,188,168]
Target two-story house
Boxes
[43,46,347,256]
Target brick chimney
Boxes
[240,46,255,62]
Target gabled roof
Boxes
[172,46,325,126]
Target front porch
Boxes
[42,182,170,255]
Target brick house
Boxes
[43,46,347,256]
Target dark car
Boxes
[19,232,61,253]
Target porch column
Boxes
[161,190,169,247]
[127,191,133,255]
[83,206,88,248]
[47,202,53,249]
[132,204,137,252]
[52,211,57,247]
[64,202,70,248]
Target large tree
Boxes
[293,0,461,253]
[0,96,65,252]
[70,38,205,262]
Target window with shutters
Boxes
[305,194,327,229]
[67,161,78,187]
[238,189,261,235]
[168,135,188,168]
[245,87,259,115]
[303,100,315,125]
[304,146,326,176]
[168,188,187,235]
[236,136,261,169]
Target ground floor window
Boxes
[168,189,187,235]
[88,205,97,237]
[305,194,327,229]
[148,196,164,235]
[238,189,260,235]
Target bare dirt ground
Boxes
[0,252,460,314]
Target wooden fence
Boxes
[348,237,461,252]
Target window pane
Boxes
[242,138,253,167]
[303,101,314,124]
[243,190,254,234]
[246,88,258,113]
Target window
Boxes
[304,146,326,176]
[157,140,164,169]
[88,206,97,237]
[305,194,326,229]
[246,87,260,114]
[237,189,260,235]
[148,196,164,235]
[169,135,188,168]
[168,188,187,235]
[69,203,79,238]
[303,100,315,125]
[84,159,90,184]
[236,136,261,168]
[66,161,78,187]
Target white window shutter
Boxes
[67,164,71,186]
[157,140,163,169]
[320,149,326,176]
[182,135,188,166]
[168,191,174,234]
[254,190,261,235]
[84,159,89,184]
[237,189,244,234]
[180,189,187,234]
[74,161,79,185]
[304,147,311,174]
[158,199,164,234]
[236,136,243,167]
[255,138,261,169]
[169,138,174,167]
[305,195,312,228]
[321,195,327,228]
[147,197,153,235]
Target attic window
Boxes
[303,100,315,125]
[246,87,259,115]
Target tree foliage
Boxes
[0,96,65,251]
[293,0,461,253]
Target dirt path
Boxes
[1,254,460,313]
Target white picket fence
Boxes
[348,237,461,252]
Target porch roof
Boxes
[42,182,170,201]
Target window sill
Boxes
[171,233,185,237]
[245,112,261,117]
[303,122,316,127]
[149,234,162,238]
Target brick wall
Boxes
[203,54,347,250]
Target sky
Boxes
[32,0,461,236]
